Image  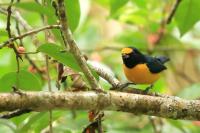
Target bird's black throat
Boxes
[122,52,145,68]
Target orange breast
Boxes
[123,64,160,84]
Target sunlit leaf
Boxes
[38,44,99,82]
[175,0,200,36]
[131,0,147,8]
[0,29,8,36]
[17,112,46,132]
[14,2,54,17]
[0,48,17,78]
[32,111,68,132]
[37,43,81,72]
[110,0,129,16]
[0,70,42,91]
[65,0,81,32]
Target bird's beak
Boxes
[122,54,129,59]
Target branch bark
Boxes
[0,91,200,120]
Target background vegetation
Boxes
[0,0,200,132]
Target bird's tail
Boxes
[156,56,170,64]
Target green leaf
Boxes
[37,43,81,72]
[17,112,46,132]
[14,2,54,17]
[0,70,42,91]
[38,44,99,83]
[121,11,148,25]
[32,111,68,132]
[159,34,183,46]
[0,119,16,132]
[0,29,8,36]
[116,31,147,48]
[88,65,99,81]
[65,0,81,32]
[131,0,147,8]
[175,0,200,36]
[0,48,17,78]
[110,0,129,16]
[177,83,200,99]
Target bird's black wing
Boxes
[145,56,167,73]
[155,56,170,64]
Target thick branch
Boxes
[0,24,60,49]
[0,91,200,120]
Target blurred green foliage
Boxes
[0,0,200,132]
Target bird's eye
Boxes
[122,54,130,58]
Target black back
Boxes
[145,56,167,73]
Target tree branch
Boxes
[166,0,182,24]
[0,24,60,49]
[91,65,121,88]
[56,0,101,90]
[0,91,200,120]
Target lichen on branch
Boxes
[0,91,200,120]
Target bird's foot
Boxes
[113,82,135,91]
[144,84,154,94]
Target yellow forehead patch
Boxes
[121,47,133,54]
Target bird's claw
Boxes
[144,84,154,94]
[111,82,135,91]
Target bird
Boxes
[121,47,169,92]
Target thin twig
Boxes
[166,0,182,24]
[56,63,64,90]
[0,7,32,31]
[6,0,21,73]
[15,18,44,75]
[42,0,54,128]
[6,1,13,38]
[0,7,41,46]
[149,116,162,133]
[0,109,31,119]
[45,56,53,133]
[14,9,32,30]
[0,24,61,49]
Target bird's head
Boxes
[121,47,142,59]
[121,47,144,68]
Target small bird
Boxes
[121,47,169,92]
